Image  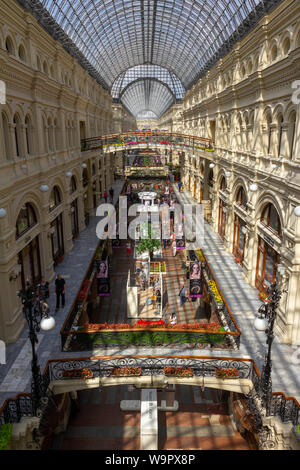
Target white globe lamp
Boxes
[40,315,56,331]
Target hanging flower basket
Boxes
[110,366,142,377]
[215,368,240,379]
[163,366,194,377]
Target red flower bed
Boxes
[83,321,221,331]
[110,366,141,377]
[62,368,93,380]
[164,367,194,377]
[215,368,240,379]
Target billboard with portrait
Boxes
[96,259,110,296]
[189,261,202,297]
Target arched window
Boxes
[2,112,11,160]
[266,114,272,154]
[288,111,296,159]
[282,37,290,55]
[13,113,22,157]
[37,56,41,71]
[82,168,89,187]
[261,203,281,236]
[25,115,33,155]
[5,36,14,55]
[18,44,26,62]
[92,163,96,176]
[48,117,53,151]
[208,169,214,187]
[16,203,37,238]
[271,44,278,61]
[70,176,77,194]
[43,61,48,75]
[42,116,48,153]
[219,176,226,191]
[236,186,247,209]
[277,114,283,157]
[49,186,62,211]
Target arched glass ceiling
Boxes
[112,65,185,100]
[121,79,175,119]
[26,0,282,91]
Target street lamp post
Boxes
[18,282,56,415]
[249,282,288,446]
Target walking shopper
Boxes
[55,274,66,311]
[126,241,132,256]
[179,284,187,307]
[172,239,177,257]
[170,312,177,325]
[104,190,108,203]
[38,277,49,300]
[109,187,114,202]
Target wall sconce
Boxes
[21,164,27,169]
[294,206,300,217]
[9,264,22,281]
[84,193,88,200]
[225,171,231,178]
[48,226,55,238]
[209,163,215,168]
[82,163,87,168]
[51,155,57,161]
[40,184,49,192]
[66,171,72,177]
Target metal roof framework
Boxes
[18,0,283,117]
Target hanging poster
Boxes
[96,259,110,296]
[112,238,121,248]
[176,223,185,250]
[189,261,202,297]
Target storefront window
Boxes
[255,237,278,292]
[261,203,281,236]
[18,235,41,288]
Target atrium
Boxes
[0,0,299,453]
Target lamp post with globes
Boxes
[253,282,287,416]
[18,282,56,415]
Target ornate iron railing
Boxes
[1,356,299,428]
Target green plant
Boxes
[136,223,161,260]
[0,423,13,450]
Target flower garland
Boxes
[82,321,221,332]
[62,368,93,380]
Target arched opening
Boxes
[49,186,64,264]
[13,113,22,157]
[43,60,48,75]
[25,115,33,155]
[70,176,77,194]
[18,44,26,62]
[5,36,14,55]
[271,44,278,61]
[49,186,62,212]
[218,176,227,240]
[16,202,37,239]
[256,203,281,294]
[282,37,290,55]
[233,187,248,264]
[1,111,11,160]
[266,114,272,155]
[37,56,41,71]
[48,117,54,151]
[288,111,297,159]
[82,168,89,188]
[277,113,284,157]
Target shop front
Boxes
[71,198,79,239]
[18,235,41,289]
[255,235,279,294]
[233,214,246,264]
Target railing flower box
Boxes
[110,367,141,377]
[163,367,194,377]
[215,368,240,379]
[208,280,223,306]
[62,368,93,380]
[292,425,300,442]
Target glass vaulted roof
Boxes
[121,80,175,119]
[22,0,282,118]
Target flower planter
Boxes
[215,368,240,380]
[62,368,93,380]
[163,367,194,378]
[110,367,141,377]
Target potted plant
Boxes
[259,291,270,303]
[62,368,93,380]
[0,423,12,450]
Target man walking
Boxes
[179,284,188,307]
[55,274,66,311]
[104,190,108,203]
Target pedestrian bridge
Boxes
[81,131,215,154]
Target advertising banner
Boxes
[189,261,202,297]
[96,259,110,296]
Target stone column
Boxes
[279,122,289,159]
